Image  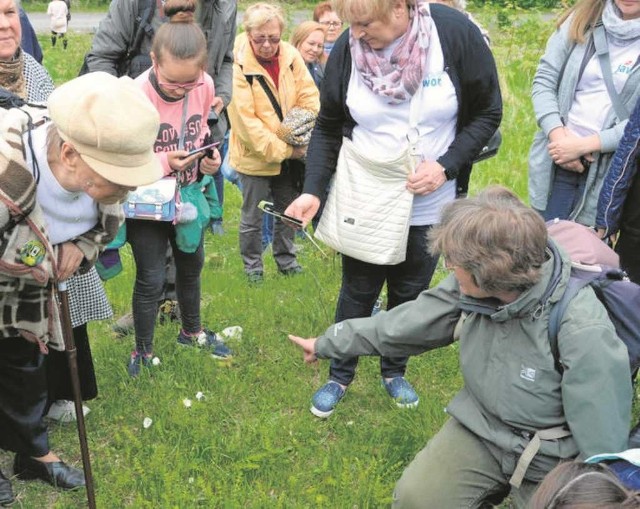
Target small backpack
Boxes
[547,220,640,374]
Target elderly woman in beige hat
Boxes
[0,71,162,504]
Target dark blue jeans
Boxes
[542,166,587,221]
[127,219,204,353]
[329,225,439,385]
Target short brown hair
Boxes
[429,186,547,294]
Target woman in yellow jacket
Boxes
[228,2,320,284]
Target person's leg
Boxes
[392,418,510,509]
[238,174,271,276]
[169,229,204,335]
[271,165,301,273]
[381,225,439,379]
[61,33,67,49]
[0,338,49,458]
[50,31,56,47]
[330,255,386,386]
[542,167,587,221]
[127,219,171,354]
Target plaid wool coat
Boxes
[0,107,123,350]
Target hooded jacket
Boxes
[227,33,320,176]
[314,242,631,482]
[596,98,640,237]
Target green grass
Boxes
[2,13,559,508]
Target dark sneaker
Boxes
[278,266,303,276]
[311,381,346,418]
[127,351,153,378]
[382,377,419,408]
[177,329,233,360]
[247,271,264,284]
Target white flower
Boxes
[188,477,195,484]
[152,356,161,366]
[183,398,192,408]
[220,325,243,342]
[195,392,204,401]
[143,417,153,429]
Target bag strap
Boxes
[254,75,283,121]
[547,276,592,373]
[593,22,630,121]
[125,0,157,64]
[509,426,572,489]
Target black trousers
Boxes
[0,338,49,457]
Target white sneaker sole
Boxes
[310,405,334,418]
[395,399,419,409]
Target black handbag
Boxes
[473,129,502,163]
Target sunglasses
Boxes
[250,35,281,46]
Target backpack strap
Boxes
[547,276,592,373]
[124,0,157,65]
[241,62,295,123]
[592,21,630,121]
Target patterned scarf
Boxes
[0,48,26,99]
[350,0,432,104]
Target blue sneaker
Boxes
[177,329,233,360]
[127,351,153,378]
[311,381,346,418]
[382,377,419,408]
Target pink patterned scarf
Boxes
[350,0,432,104]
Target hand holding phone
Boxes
[183,141,221,158]
[257,200,303,227]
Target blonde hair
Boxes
[557,0,605,44]
[290,21,328,62]
[151,10,207,67]
[334,0,415,23]
[242,3,286,33]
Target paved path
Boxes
[25,10,312,34]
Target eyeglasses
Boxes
[154,66,204,92]
[250,35,281,46]
[320,21,343,28]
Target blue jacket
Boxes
[596,100,640,236]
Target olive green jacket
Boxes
[315,243,631,481]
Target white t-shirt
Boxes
[567,36,640,136]
[347,21,457,226]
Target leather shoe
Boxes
[13,454,85,490]
[0,469,14,507]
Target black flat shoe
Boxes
[13,454,85,490]
[0,469,14,507]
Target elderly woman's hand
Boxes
[291,145,308,160]
[288,334,318,363]
[407,160,447,195]
[285,193,320,227]
[57,242,84,281]
[199,148,221,175]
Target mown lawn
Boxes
[3,10,557,508]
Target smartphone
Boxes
[258,200,304,227]
[184,141,220,158]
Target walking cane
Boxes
[57,280,97,509]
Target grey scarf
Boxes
[602,0,640,42]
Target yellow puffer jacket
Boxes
[228,32,320,176]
